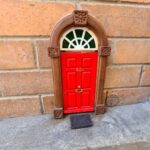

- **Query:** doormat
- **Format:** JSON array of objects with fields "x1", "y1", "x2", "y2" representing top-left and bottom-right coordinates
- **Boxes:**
[{"x1": 70, "y1": 114, "x2": 93, "y2": 129}]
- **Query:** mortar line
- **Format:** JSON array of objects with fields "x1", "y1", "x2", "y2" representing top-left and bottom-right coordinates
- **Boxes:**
[
  {"x1": 0, "y1": 37, "x2": 32, "y2": 41},
  {"x1": 45, "y1": 0, "x2": 75, "y2": 5},
  {"x1": 0, "y1": 69, "x2": 52, "y2": 73},
  {"x1": 0, "y1": 95, "x2": 39, "y2": 100},
  {"x1": 105, "y1": 85, "x2": 150, "y2": 90},
  {"x1": 110, "y1": 38, "x2": 116, "y2": 64},
  {"x1": 0, "y1": 36, "x2": 49, "y2": 39},
  {"x1": 39, "y1": 95, "x2": 45, "y2": 114},
  {"x1": 107, "y1": 64, "x2": 143, "y2": 68},
  {"x1": 0, "y1": 93, "x2": 54, "y2": 100},
  {"x1": 109, "y1": 37, "x2": 150, "y2": 40},
  {"x1": 138, "y1": 65, "x2": 144, "y2": 86},
  {"x1": 41, "y1": 93, "x2": 54, "y2": 97},
  {"x1": 32, "y1": 39, "x2": 40, "y2": 70},
  {"x1": 80, "y1": 1, "x2": 150, "y2": 7},
  {"x1": 77, "y1": 0, "x2": 82, "y2": 10},
  {"x1": 22, "y1": 0, "x2": 150, "y2": 6}
]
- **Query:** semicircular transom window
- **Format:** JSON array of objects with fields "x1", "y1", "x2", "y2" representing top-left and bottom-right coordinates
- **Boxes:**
[{"x1": 60, "y1": 27, "x2": 98, "y2": 51}]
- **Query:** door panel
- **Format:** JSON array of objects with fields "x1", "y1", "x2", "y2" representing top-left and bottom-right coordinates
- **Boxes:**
[
  {"x1": 81, "y1": 90, "x2": 91, "y2": 107},
  {"x1": 82, "y1": 57, "x2": 92, "y2": 67},
  {"x1": 61, "y1": 52, "x2": 98, "y2": 114},
  {"x1": 63, "y1": 90, "x2": 80, "y2": 110},
  {"x1": 67, "y1": 92, "x2": 77, "y2": 108},
  {"x1": 66, "y1": 57, "x2": 77, "y2": 68},
  {"x1": 81, "y1": 71, "x2": 91, "y2": 88},
  {"x1": 66, "y1": 71, "x2": 77, "y2": 89}
]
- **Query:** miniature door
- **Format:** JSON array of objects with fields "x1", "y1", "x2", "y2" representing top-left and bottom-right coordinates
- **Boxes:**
[
  {"x1": 60, "y1": 28, "x2": 98, "y2": 114},
  {"x1": 48, "y1": 10, "x2": 111, "y2": 119}
]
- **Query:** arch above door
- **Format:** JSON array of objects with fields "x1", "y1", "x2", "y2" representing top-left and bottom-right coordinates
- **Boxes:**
[
  {"x1": 48, "y1": 10, "x2": 111, "y2": 119},
  {"x1": 60, "y1": 27, "x2": 98, "y2": 51}
]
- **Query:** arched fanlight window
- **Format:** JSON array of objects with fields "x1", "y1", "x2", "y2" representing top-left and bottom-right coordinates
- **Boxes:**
[{"x1": 60, "y1": 27, "x2": 98, "y2": 51}]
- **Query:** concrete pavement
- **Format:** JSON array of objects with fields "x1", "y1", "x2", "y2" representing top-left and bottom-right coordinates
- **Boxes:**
[{"x1": 1, "y1": 101, "x2": 150, "y2": 150}]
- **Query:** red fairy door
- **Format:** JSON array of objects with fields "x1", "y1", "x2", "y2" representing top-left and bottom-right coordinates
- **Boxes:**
[{"x1": 61, "y1": 52, "x2": 98, "y2": 114}]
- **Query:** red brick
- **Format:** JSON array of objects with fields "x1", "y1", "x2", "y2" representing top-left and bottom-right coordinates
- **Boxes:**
[
  {"x1": 140, "y1": 66, "x2": 150, "y2": 86},
  {"x1": 42, "y1": 95, "x2": 54, "y2": 113},
  {"x1": 0, "y1": 41, "x2": 35, "y2": 69},
  {"x1": 0, "y1": 0, "x2": 74, "y2": 36},
  {"x1": 81, "y1": 3, "x2": 150, "y2": 37},
  {"x1": 36, "y1": 40, "x2": 51, "y2": 68},
  {"x1": 0, "y1": 96, "x2": 41, "y2": 118},
  {"x1": 114, "y1": 40, "x2": 150, "y2": 64},
  {"x1": 105, "y1": 66, "x2": 141, "y2": 88},
  {"x1": 107, "y1": 87, "x2": 150, "y2": 106},
  {"x1": 0, "y1": 71, "x2": 53, "y2": 96}
]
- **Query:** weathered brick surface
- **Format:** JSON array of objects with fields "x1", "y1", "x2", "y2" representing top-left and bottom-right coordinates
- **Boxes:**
[
  {"x1": 140, "y1": 66, "x2": 150, "y2": 86},
  {"x1": 0, "y1": 96, "x2": 41, "y2": 118},
  {"x1": 42, "y1": 95, "x2": 54, "y2": 113},
  {"x1": 0, "y1": 71, "x2": 53, "y2": 96},
  {"x1": 81, "y1": 3, "x2": 150, "y2": 37},
  {"x1": 105, "y1": 66, "x2": 141, "y2": 88},
  {"x1": 0, "y1": 0, "x2": 149, "y2": 118},
  {"x1": 114, "y1": 40, "x2": 150, "y2": 64},
  {"x1": 107, "y1": 87, "x2": 150, "y2": 106},
  {"x1": 35, "y1": 40, "x2": 51, "y2": 68},
  {"x1": 0, "y1": 0, "x2": 74, "y2": 36},
  {"x1": 0, "y1": 41, "x2": 35, "y2": 69}
]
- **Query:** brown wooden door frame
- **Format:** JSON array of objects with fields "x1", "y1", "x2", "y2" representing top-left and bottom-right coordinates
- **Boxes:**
[{"x1": 48, "y1": 10, "x2": 111, "y2": 119}]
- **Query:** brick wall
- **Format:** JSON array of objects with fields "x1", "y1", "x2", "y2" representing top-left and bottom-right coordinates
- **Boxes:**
[{"x1": 0, "y1": 0, "x2": 150, "y2": 118}]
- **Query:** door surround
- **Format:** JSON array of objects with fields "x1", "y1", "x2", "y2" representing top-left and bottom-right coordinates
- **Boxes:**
[{"x1": 48, "y1": 10, "x2": 111, "y2": 119}]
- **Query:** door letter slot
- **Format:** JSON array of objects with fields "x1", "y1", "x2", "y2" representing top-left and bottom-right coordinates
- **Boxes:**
[
  {"x1": 76, "y1": 89, "x2": 83, "y2": 93},
  {"x1": 76, "y1": 68, "x2": 84, "y2": 72}
]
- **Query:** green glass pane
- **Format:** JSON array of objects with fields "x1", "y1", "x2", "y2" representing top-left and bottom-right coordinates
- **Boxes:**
[
  {"x1": 73, "y1": 41, "x2": 77, "y2": 45},
  {"x1": 84, "y1": 31, "x2": 92, "y2": 40},
  {"x1": 62, "y1": 39, "x2": 69, "y2": 48},
  {"x1": 78, "y1": 39, "x2": 81, "y2": 45},
  {"x1": 89, "y1": 39, "x2": 96, "y2": 48},
  {"x1": 84, "y1": 45, "x2": 88, "y2": 48},
  {"x1": 66, "y1": 31, "x2": 74, "y2": 41},
  {"x1": 70, "y1": 45, "x2": 74, "y2": 48},
  {"x1": 82, "y1": 41, "x2": 85, "y2": 45},
  {"x1": 75, "y1": 29, "x2": 83, "y2": 38}
]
